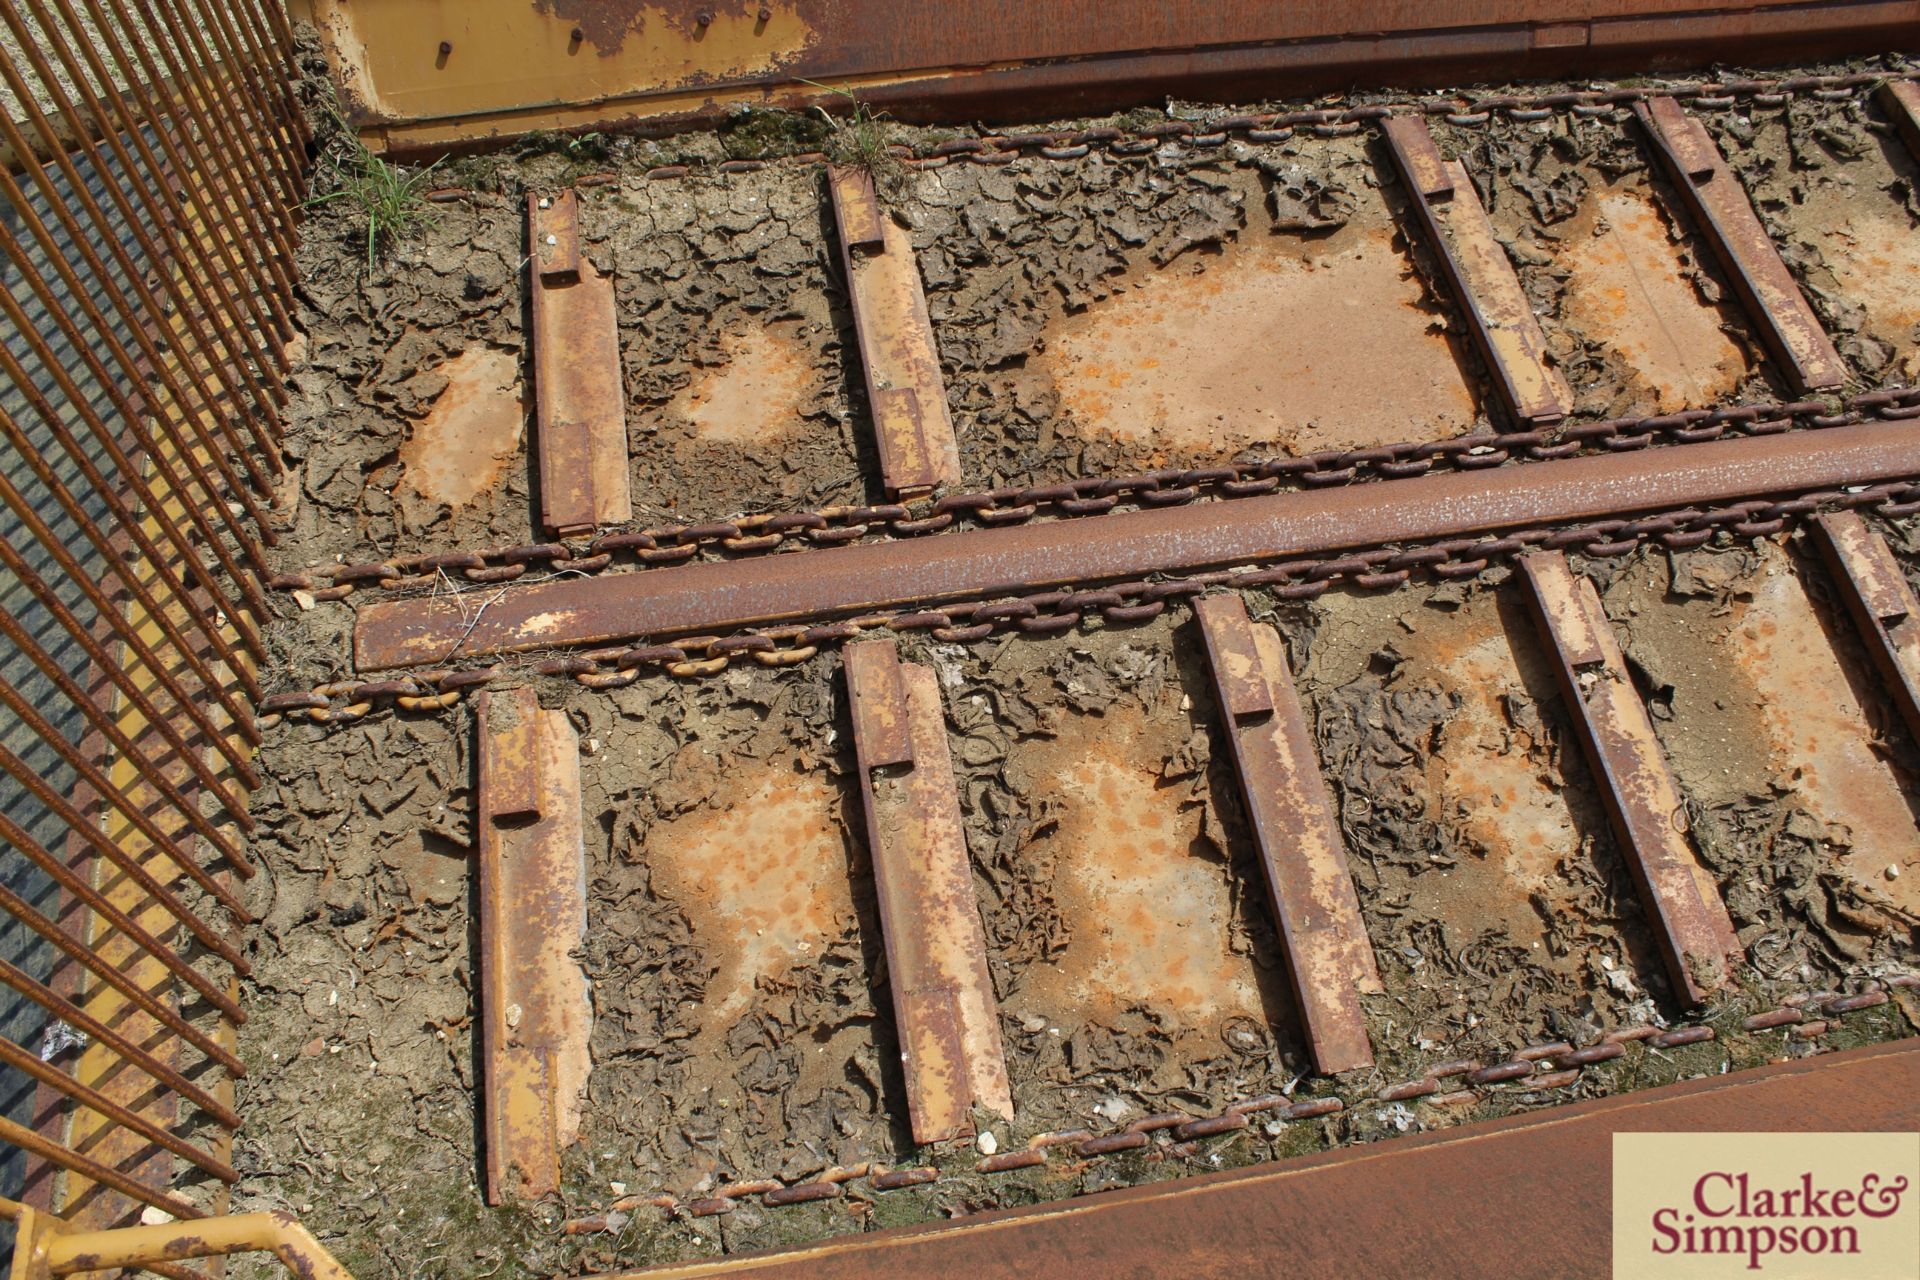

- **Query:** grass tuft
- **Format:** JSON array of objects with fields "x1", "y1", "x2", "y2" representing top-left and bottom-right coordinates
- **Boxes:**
[
  {"x1": 305, "y1": 108, "x2": 443, "y2": 271},
  {"x1": 804, "y1": 81, "x2": 908, "y2": 201}
]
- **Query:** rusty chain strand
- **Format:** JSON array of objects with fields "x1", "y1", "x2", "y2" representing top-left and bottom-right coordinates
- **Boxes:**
[
  {"x1": 259, "y1": 475, "x2": 1920, "y2": 725},
  {"x1": 412, "y1": 70, "x2": 1919, "y2": 196},
  {"x1": 271, "y1": 389, "x2": 1920, "y2": 607},
  {"x1": 552, "y1": 975, "x2": 1914, "y2": 1231}
]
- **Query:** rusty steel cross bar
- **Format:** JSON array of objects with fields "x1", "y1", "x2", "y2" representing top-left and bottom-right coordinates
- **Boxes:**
[
  {"x1": 529, "y1": 190, "x2": 632, "y2": 535},
  {"x1": 1808, "y1": 510, "x2": 1920, "y2": 751},
  {"x1": 844, "y1": 639, "x2": 1012, "y2": 1143},
  {"x1": 1193, "y1": 594, "x2": 1382, "y2": 1074},
  {"x1": 1518, "y1": 551, "x2": 1742, "y2": 1005},
  {"x1": 475, "y1": 687, "x2": 593, "y2": 1203},
  {"x1": 1381, "y1": 114, "x2": 1571, "y2": 427},
  {"x1": 1635, "y1": 96, "x2": 1846, "y2": 395},
  {"x1": 356, "y1": 420, "x2": 1920, "y2": 669},
  {"x1": 829, "y1": 164, "x2": 962, "y2": 498}
]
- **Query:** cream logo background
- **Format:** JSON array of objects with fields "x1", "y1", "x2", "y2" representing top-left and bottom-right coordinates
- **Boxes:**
[{"x1": 1614, "y1": 1133, "x2": 1919, "y2": 1278}]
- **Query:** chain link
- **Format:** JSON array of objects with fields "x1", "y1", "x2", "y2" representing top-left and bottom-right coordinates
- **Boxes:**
[
  {"x1": 269, "y1": 389, "x2": 1920, "y2": 608},
  {"x1": 258, "y1": 476, "x2": 1920, "y2": 725},
  {"x1": 489, "y1": 72, "x2": 1909, "y2": 186},
  {"x1": 551, "y1": 974, "x2": 1914, "y2": 1232}
]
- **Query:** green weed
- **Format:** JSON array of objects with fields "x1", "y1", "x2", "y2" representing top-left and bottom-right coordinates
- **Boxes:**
[
  {"x1": 802, "y1": 81, "x2": 908, "y2": 200},
  {"x1": 305, "y1": 108, "x2": 442, "y2": 271}
]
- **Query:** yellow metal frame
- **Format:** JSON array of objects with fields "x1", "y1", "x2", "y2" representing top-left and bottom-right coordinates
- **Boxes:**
[{"x1": 3, "y1": 1199, "x2": 355, "y2": 1279}]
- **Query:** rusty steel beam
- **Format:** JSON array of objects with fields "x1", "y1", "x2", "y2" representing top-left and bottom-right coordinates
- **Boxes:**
[
  {"x1": 357, "y1": 419, "x2": 1920, "y2": 670},
  {"x1": 1193, "y1": 594, "x2": 1381, "y2": 1074},
  {"x1": 528, "y1": 190, "x2": 631, "y2": 536},
  {"x1": 1518, "y1": 551, "x2": 1741, "y2": 1005},
  {"x1": 624, "y1": 1039, "x2": 1920, "y2": 1280},
  {"x1": 1880, "y1": 79, "x2": 1920, "y2": 160},
  {"x1": 829, "y1": 165, "x2": 961, "y2": 498},
  {"x1": 844, "y1": 639, "x2": 1012, "y2": 1143},
  {"x1": 475, "y1": 686, "x2": 592, "y2": 1203},
  {"x1": 311, "y1": 0, "x2": 1920, "y2": 159},
  {"x1": 1381, "y1": 115, "x2": 1570, "y2": 427},
  {"x1": 1808, "y1": 510, "x2": 1920, "y2": 750},
  {"x1": 1635, "y1": 96, "x2": 1846, "y2": 395}
]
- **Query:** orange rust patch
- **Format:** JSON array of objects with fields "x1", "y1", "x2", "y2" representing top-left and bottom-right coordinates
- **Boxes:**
[
  {"x1": 1010, "y1": 707, "x2": 1263, "y2": 1029},
  {"x1": 397, "y1": 345, "x2": 525, "y2": 509},
  {"x1": 1039, "y1": 222, "x2": 1478, "y2": 457},
  {"x1": 1812, "y1": 209, "x2": 1920, "y2": 380},
  {"x1": 666, "y1": 323, "x2": 815, "y2": 444},
  {"x1": 644, "y1": 762, "x2": 856, "y2": 1035},
  {"x1": 1560, "y1": 185, "x2": 1752, "y2": 408},
  {"x1": 1725, "y1": 543, "x2": 1920, "y2": 913},
  {"x1": 1395, "y1": 595, "x2": 1577, "y2": 964}
]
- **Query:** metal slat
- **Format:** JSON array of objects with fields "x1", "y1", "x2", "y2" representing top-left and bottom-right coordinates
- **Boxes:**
[
  {"x1": 476, "y1": 687, "x2": 592, "y2": 1203},
  {"x1": 1194, "y1": 593, "x2": 1380, "y2": 1074},
  {"x1": 528, "y1": 191, "x2": 630, "y2": 536},
  {"x1": 1517, "y1": 551, "x2": 1741, "y2": 1005},
  {"x1": 1635, "y1": 96, "x2": 1846, "y2": 395},
  {"x1": 829, "y1": 165, "x2": 961, "y2": 498},
  {"x1": 844, "y1": 639, "x2": 1011, "y2": 1143},
  {"x1": 1807, "y1": 510, "x2": 1920, "y2": 749},
  {"x1": 1381, "y1": 115, "x2": 1570, "y2": 427}
]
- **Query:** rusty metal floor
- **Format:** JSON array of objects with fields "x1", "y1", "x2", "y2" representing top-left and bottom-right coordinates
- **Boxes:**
[
  {"x1": 624, "y1": 1040, "x2": 1920, "y2": 1280},
  {"x1": 243, "y1": 63, "x2": 1920, "y2": 1276}
]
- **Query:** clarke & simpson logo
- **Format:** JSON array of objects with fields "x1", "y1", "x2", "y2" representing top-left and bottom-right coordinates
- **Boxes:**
[{"x1": 1614, "y1": 1133, "x2": 1920, "y2": 1279}]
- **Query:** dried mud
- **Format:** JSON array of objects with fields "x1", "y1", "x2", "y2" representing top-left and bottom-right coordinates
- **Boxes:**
[
  {"x1": 278, "y1": 87, "x2": 1920, "y2": 589},
  {"x1": 285, "y1": 163, "x2": 861, "y2": 576},
  {"x1": 233, "y1": 49, "x2": 1920, "y2": 1280},
  {"x1": 1703, "y1": 93, "x2": 1920, "y2": 383},
  {"x1": 1595, "y1": 539, "x2": 1920, "y2": 974},
  {"x1": 1294, "y1": 581, "x2": 1668, "y2": 1052},
  {"x1": 237, "y1": 542, "x2": 1920, "y2": 1277},
  {"x1": 1435, "y1": 111, "x2": 1779, "y2": 416},
  {"x1": 911, "y1": 137, "x2": 1484, "y2": 478}
]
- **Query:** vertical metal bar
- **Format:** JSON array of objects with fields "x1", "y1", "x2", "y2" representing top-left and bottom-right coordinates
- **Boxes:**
[
  {"x1": 1518, "y1": 551, "x2": 1742, "y2": 1006},
  {"x1": 119, "y1": 0, "x2": 304, "y2": 309},
  {"x1": 0, "y1": 293, "x2": 268, "y2": 670},
  {"x1": 475, "y1": 687, "x2": 592, "y2": 1205},
  {"x1": 26, "y1": 0, "x2": 292, "y2": 395},
  {"x1": 150, "y1": 0, "x2": 302, "y2": 210},
  {"x1": 1193, "y1": 592, "x2": 1382, "y2": 1075},
  {"x1": 0, "y1": 644, "x2": 255, "y2": 879},
  {"x1": 0, "y1": 406, "x2": 265, "y2": 763},
  {"x1": 0, "y1": 497, "x2": 263, "y2": 810},
  {"x1": 0, "y1": 61, "x2": 287, "y2": 493},
  {"x1": 11, "y1": 0, "x2": 289, "y2": 422},
  {"x1": 0, "y1": 180, "x2": 279, "y2": 593},
  {"x1": 232, "y1": 0, "x2": 313, "y2": 146},
  {"x1": 87, "y1": 0, "x2": 300, "y2": 330},
  {"x1": 185, "y1": 0, "x2": 307, "y2": 182},
  {"x1": 0, "y1": 957, "x2": 243, "y2": 1128},
  {"x1": 0, "y1": 203, "x2": 281, "y2": 631},
  {"x1": 1807, "y1": 510, "x2": 1920, "y2": 749},
  {"x1": 0, "y1": 1117, "x2": 202, "y2": 1224},
  {"x1": 0, "y1": 720, "x2": 253, "y2": 940},
  {"x1": 0, "y1": 881, "x2": 245, "y2": 1070},
  {"x1": 0, "y1": 1038, "x2": 239, "y2": 1182}
]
